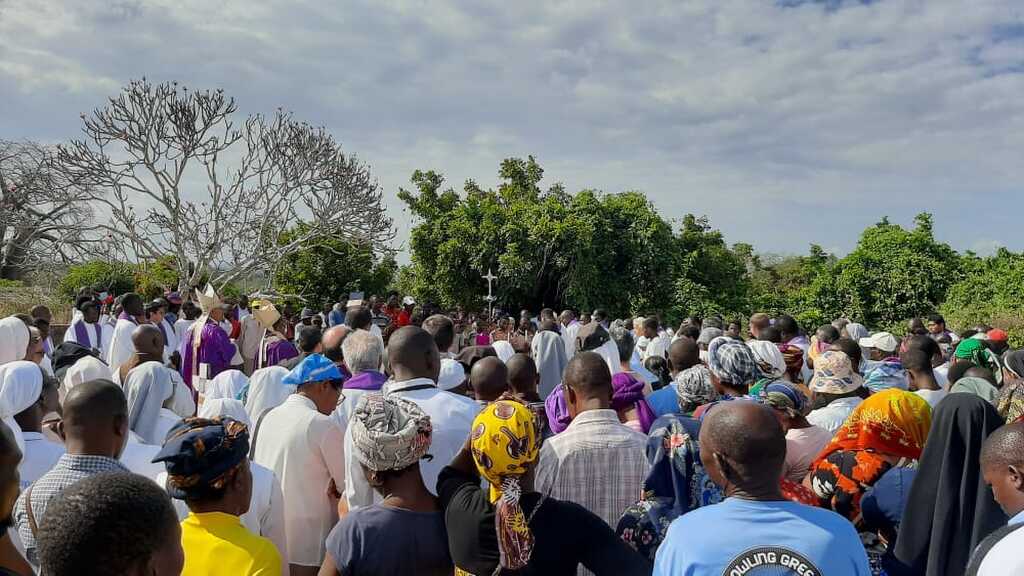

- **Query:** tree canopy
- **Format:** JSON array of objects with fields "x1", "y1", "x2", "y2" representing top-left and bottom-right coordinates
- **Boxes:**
[{"x1": 399, "y1": 157, "x2": 1015, "y2": 335}]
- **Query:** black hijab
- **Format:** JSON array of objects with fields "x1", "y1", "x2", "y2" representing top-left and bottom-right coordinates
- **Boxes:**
[{"x1": 886, "y1": 393, "x2": 1007, "y2": 576}]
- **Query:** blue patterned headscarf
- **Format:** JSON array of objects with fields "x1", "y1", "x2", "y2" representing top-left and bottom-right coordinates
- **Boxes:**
[
  {"x1": 152, "y1": 416, "x2": 250, "y2": 500},
  {"x1": 615, "y1": 414, "x2": 722, "y2": 561}
]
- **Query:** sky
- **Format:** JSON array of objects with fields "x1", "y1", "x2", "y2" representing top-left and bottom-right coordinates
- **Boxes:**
[{"x1": 2, "y1": 0, "x2": 1023, "y2": 262}]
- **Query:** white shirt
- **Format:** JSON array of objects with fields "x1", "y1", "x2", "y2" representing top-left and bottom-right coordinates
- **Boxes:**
[
  {"x1": 160, "y1": 462, "x2": 289, "y2": 576},
  {"x1": 62, "y1": 321, "x2": 113, "y2": 359},
  {"x1": 106, "y1": 318, "x2": 139, "y2": 374},
  {"x1": 152, "y1": 408, "x2": 181, "y2": 446},
  {"x1": 977, "y1": 511, "x2": 1024, "y2": 576},
  {"x1": 344, "y1": 378, "x2": 479, "y2": 510},
  {"x1": 158, "y1": 318, "x2": 179, "y2": 362},
  {"x1": 119, "y1": 441, "x2": 164, "y2": 482},
  {"x1": 19, "y1": 432, "x2": 64, "y2": 490},
  {"x1": 562, "y1": 320, "x2": 581, "y2": 359},
  {"x1": 934, "y1": 364, "x2": 950, "y2": 389},
  {"x1": 174, "y1": 319, "x2": 195, "y2": 347},
  {"x1": 643, "y1": 334, "x2": 671, "y2": 361},
  {"x1": 914, "y1": 388, "x2": 947, "y2": 409},
  {"x1": 253, "y1": 394, "x2": 345, "y2": 567},
  {"x1": 807, "y1": 396, "x2": 863, "y2": 435}
]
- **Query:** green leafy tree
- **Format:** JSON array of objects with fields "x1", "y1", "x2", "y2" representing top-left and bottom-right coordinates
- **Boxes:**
[
  {"x1": 59, "y1": 261, "x2": 135, "y2": 299},
  {"x1": 670, "y1": 215, "x2": 750, "y2": 320},
  {"x1": 273, "y1": 225, "x2": 397, "y2": 309},
  {"x1": 941, "y1": 248, "x2": 1024, "y2": 345},
  {"x1": 134, "y1": 256, "x2": 180, "y2": 300},
  {"x1": 805, "y1": 213, "x2": 962, "y2": 331}
]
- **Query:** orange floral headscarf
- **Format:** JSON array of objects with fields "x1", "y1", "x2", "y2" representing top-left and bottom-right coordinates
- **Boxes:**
[{"x1": 817, "y1": 388, "x2": 931, "y2": 463}]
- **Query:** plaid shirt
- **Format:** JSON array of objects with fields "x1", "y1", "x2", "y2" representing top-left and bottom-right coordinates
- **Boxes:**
[
  {"x1": 535, "y1": 409, "x2": 648, "y2": 575},
  {"x1": 15, "y1": 454, "x2": 128, "y2": 565}
]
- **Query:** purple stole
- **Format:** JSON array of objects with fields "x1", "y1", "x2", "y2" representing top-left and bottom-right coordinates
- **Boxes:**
[
  {"x1": 118, "y1": 312, "x2": 139, "y2": 324},
  {"x1": 156, "y1": 321, "x2": 169, "y2": 346},
  {"x1": 73, "y1": 321, "x2": 103, "y2": 348}
]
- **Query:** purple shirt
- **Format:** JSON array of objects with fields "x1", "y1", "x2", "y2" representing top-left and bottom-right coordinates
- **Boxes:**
[{"x1": 179, "y1": 319, "x2": 235, "y2": 389}]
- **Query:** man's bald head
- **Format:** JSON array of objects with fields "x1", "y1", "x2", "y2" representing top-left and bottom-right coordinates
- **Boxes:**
[
  {"x1": 506, "y1": 354, "x2": 538, "y2": 396},
  {"x1": 668, "y1": 338, "x2": 700, "y2": 375},
  {"x1": 564, "y1": 352, "x2": 612, "y2": 401},
  {"x1": 133, "y1": 324, "x2": 164, "y2": 357},
  {"x1": 699, "y1": 401, "x2": 786, "y2": 492},
  {"x1": 982, "y1": 422, "x2": 1024, "y2": 469},
  {"x1": 470, "y1": 357, "x2": 508, "y2": 403},
  {"x1": 61, "y1": 379, "x2": 128, "y2": 458},
  {"x1": 321, "y1": 325, "x2": 351, "y2": 363},
  {"x1": 386, "y1": 326, "x2": 440, "y2": 383},
  {"x1": 964, "y1": 366, "x2": 998, "y2": 385}
]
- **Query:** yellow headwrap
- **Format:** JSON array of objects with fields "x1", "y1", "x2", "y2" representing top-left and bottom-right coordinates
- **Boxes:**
[{"x1": 470, "y1": 399, "x2": 540, "y2": 571}]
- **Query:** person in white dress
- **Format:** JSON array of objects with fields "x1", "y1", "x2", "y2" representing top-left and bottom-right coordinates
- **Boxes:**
[
  {"x1": 13, "y1": 377, "x2": 63, "y2": 489},
  {"x1": 244, "y1": 366, "x2": 293, "y2": 426},
  {"x1": 123, "y1": 360, "x2": 181, "y2": 446},
  {"x1": 144, "y1": 299, "x2": 179, "y2": 364},
  {"x1": 62, "y1": 298, "x2": 113, "y2": 360},
  {"x1": 252, "y1": 354, "x2": 345, "y2": 576},
  {"x1": 207, "y1": 370, "x2": 249, "y2": 401}
]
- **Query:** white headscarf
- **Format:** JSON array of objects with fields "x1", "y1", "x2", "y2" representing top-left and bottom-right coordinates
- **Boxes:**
[
  {"x1": 62, "y1": 356, "x2": 112, "y2": 399},
  {"x1": 532, "y1": 330, "x2": 569, "y2": 400},
  {"x1": 124, "y1": 361, "x2": 174, "y2": 445},
  {"x1": 492, "y1": 340, "x2": 515, "y2": 364},
  {"x1": 207, "y1": 370, "x2": 248, "y2": 401},
  {"x1": 0, "y1": 361, "x2": 43, "y2": 452},
  {"x1": 748, "y1": 340, "x2": 787, "y2": 380},
  {"x1": 244, "y1": 366, "x2": 291, "y2": 424},
  {"x1": 0, "y1": 317, "x2": 30, "y2": 366},
  {"x1": 199, "y1": 397, "x2": 251, "y2": 427}
]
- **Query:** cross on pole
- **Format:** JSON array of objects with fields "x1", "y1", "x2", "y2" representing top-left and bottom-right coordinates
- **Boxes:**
[{"x1": 482, "y1": 269, "x2": 497, "y2": 318}]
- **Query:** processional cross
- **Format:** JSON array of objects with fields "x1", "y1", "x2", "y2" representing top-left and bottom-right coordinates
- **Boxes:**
[{"x1": 482, "y1": 269, "x2": 497, "y2": 318}]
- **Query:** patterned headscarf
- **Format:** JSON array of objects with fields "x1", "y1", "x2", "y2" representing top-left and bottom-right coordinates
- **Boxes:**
[
  {"x1": 153, "y1": 416, "x2": 250, "y2": 500},
  {"x1": 707, "y1": 337, "x2": 761, "y2": 387},
  {"x1": 747, "y1": 340, "x2": 786, "y2": 380},
  {"x1": 757, "y1": 381, "x2": 807, "y2": 417},
  {"x1": 675, "y1": 365, "x2": 718, "y2": 410},
  {"x1": 470, "y1": 400, "x2": 540, "y2": 571},
  {"x1": 778, "y1": 343, "x2": 806, "y2": 383},
  {"x1": 809, "y1": 390, "x2": 931, "y2": 523},
  {"x1": 350, "y1": 393, "x2": 432, "y2": 472},
  {"x1": 999, "y1": 350, "x2": 1024, "y2": 422}
]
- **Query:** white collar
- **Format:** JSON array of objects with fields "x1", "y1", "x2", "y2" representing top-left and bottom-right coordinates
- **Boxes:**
[{"x1": 386, "y1": 378, "x2": 437, "y2": 393}]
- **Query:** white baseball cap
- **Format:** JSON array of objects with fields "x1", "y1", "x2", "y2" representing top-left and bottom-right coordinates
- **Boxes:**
[
  {"x1": 437, "y1": 358, "x2": 466, "y2": 391},
  {"x1": 859, "y1": 331, "x2": 899, "y2": 353},
  {"x1": 402, "y1": 296, "x2": 416, "y2": 306}
]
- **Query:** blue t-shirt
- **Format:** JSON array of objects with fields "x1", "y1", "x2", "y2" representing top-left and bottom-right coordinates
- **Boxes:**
[
  {"x1": 653, "y1": 497, "x2": 870, "y2": 576},
  {"x1": 647, "y1": 384, "x2": 681, "y2": 418}
]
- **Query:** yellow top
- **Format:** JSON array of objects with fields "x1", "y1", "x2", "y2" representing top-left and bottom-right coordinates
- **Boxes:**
[{"x1": 180, "y1": 511, "x2": 282, "y2": 576}]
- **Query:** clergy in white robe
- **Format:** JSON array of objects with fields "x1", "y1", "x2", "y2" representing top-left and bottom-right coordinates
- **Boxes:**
[
  {"x1": 561, "y1": 311, "x2": 581, "y2": 359},
  {"x1": 106, "y1": 293, "x2": 146, "y2": 375},
  {"x1": 252, "y1": 354, "x2": 345, "y2": 573},
  {"x1": 62, "y1": 299, "x2": 112, "y2": 360}
]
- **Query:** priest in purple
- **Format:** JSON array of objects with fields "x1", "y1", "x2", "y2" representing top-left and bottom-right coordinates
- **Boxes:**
[
  {"x1": 258, "y1": 316, "x2": 300, "y2": 369},
  {"x1": 179, "y1": 285, "x2": 236, "y2": 395}
]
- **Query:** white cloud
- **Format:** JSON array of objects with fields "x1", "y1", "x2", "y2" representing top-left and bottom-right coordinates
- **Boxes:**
[{"x1": 1, "y1": 0, "x2": 1023, "y2": 261}]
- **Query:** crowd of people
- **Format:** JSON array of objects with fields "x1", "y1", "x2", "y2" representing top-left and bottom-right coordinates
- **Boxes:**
[{"x1": 0, "y1": 286, "x2": 1021, "y2": 576}]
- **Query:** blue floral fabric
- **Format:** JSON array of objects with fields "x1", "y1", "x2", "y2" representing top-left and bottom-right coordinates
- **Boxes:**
[{"x1": 615, "y1": 413, "x2": 722, "y2": 561}]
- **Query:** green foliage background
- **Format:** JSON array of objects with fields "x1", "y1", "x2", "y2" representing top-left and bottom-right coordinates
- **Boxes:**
[{"x1": 396, "y1": 157, "x2": 1024, "y2": 341}]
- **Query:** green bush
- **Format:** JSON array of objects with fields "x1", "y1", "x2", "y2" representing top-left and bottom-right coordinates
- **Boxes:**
[{"x1": 59, "y1": 261, "x2": 135, "y2": 300}]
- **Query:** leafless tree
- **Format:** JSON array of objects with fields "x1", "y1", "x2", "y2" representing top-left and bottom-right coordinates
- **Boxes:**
[
  {"x1": 56, "y1": 78, "x2": 394, "y2": 290},
  {"x1": 0, "y1": 140, "x2": 97, "y2": 281}
]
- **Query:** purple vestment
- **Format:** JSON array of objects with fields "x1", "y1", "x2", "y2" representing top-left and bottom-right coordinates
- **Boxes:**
[
  {"x1": 343, "y1": 370, "x2": 388, "y2": 391},
  {"x1": 179, "y1": 319, "x2": 235, "y2": 390},
  {"x1": 260, "y1": 338, "x2": 300, "y2": 369}
]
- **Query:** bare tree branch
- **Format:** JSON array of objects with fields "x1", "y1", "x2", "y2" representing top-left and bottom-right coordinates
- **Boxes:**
[
  {"x1": 0, "y1": 140, "x2": 97, "y2": 280},
  {"x1": 56, "y1": 79, "x2": 395, "y2": 290}
]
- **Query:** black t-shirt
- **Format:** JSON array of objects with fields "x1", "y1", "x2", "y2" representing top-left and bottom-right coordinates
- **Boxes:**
[{"x1": 437, "y1": 466, "x2": 652, "y2": 576}]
